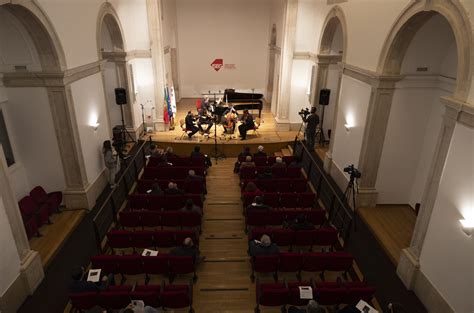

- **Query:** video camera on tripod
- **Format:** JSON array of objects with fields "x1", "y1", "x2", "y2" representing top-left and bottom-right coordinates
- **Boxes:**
[
  {"x1": 298, "y1": 108, "x2": 311, "y2": 120},
  {"x1": 344, "y1": 164, "x2": 361, "y2": 180}
]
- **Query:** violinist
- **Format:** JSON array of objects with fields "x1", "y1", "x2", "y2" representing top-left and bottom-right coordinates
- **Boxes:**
[
  {"x1": 238, "y1": 109, "x2": 255, "y2": 140},
  {"x1": 222, "y1": 104, "x2": 238, "y2": 134},
  {"x1": 185, "y1": 111, "x2": 200, "y2": 138},
  {"x1": 197, "y1": 107, "x2": 214, "y2": 134}
]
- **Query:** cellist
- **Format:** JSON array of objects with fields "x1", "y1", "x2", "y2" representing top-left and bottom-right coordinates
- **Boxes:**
[{"x1": 222, "y1": 103, "x2": 238, "y2": 134}]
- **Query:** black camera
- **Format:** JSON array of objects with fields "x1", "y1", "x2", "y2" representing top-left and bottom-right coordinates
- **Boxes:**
[
  {"x1": 298, "y1": 108, "x2": 310, "y2": 118},
  {"x1": 344, "y1": 164, "x2": 361, "y2": 179}
]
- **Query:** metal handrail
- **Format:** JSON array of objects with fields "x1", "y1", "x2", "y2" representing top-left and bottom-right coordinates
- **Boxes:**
[
  {"x1": 92, "y1": 140, "x2": 147, "y2": 252},
  {"x1": 293, "y1": 138, "x2": 354, "y2": 244}
]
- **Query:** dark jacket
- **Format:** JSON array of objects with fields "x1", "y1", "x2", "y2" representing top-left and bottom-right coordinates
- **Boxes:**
[
  {"x1": 170, "y1": 245, "x2": 200, "y2": 263},
  {"x1": 164, "y1": 188, "x2": 185, "y2": 195},
  {"x1": 304, "y1": 113, "x2": 320, "y2": 132},
  {"x1": 68, "y1": 280, "x2": 99, "y2": 293},
  {"x1": 248, "y1": 241, "x2": 279, "y2": 257}
]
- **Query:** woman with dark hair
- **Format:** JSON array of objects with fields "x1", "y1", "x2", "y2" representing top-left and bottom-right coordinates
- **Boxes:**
[{"x1": 102, "y1": 140, "x2": 119, "y2": 188}]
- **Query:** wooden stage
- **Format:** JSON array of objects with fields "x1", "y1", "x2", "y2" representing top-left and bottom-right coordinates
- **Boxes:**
[
  {"x1": 29, "y1": 209, "x2": 86, "y2": 268},
  {"x1": 358, "y1": 205, "x2": 417, "y2": 265},
  {"x1": 146, "y1": 99, "x2": 298, "y2": 157}
]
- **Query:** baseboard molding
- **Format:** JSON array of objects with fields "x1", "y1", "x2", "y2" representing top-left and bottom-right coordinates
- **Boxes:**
[
  {"x1": 63, "y1": 169, "x2": 107, "y2": 210},
  {"x1": 328, "y1": 159, "x2": 349, "y2": 191},
  {"x1": 0, "y1": 250, "x2": 44, "y2": 313}
]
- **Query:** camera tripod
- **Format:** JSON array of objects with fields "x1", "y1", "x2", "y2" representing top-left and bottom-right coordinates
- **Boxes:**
[{"x1": 344, "y1": 173, "x2": 358, "y2": 231}]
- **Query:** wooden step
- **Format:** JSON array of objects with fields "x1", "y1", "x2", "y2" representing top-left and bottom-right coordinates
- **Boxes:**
[{"x1": 281, "y1": 148, "x2": 292, "y2": 156}]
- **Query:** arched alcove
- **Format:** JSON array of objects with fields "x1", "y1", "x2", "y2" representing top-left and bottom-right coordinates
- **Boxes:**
[
  {"x1": 0, "y1": 3, "x2": 67, "y2": 198},
  {"x1": 317, "y1": 6, "x2": 347, "y2": 152},
  {"x1": 97, "y1": 3, "x2": 134, "y2": 131}
]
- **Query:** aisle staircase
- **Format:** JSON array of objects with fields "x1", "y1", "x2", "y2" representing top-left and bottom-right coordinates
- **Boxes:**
[{"x1": 191, "y1": 158, "x2": 256, "y2": 312}]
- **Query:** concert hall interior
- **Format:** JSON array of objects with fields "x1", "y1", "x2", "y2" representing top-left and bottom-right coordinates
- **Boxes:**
[{"x1": 0, "y1": 1, "x2": 473, "y2": 313}]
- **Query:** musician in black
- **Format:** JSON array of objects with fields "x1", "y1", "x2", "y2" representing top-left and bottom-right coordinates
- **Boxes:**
[
  {"x1": 185, "y1": 111, "x2": 199, "y2": 138},
  {"x1": 238, "y1": 110, "x2": 255, "y2": 140},
  {"x1": 197, "y1": 107, "x2": 214, "y2": 134}
]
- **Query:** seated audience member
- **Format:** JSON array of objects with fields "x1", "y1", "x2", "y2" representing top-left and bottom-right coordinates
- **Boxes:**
[
  {"x1": 181, "y1": 199, "x2": 202, "y2": 215},
  {"x1": 242, "y1": 182, "x2": 262, "y2": 197},
  {"x1": 234, "y1": 146, "x2": 252, "y2": 173},
  {"x1": 254, "y1": 145, "x2": 267, "y2": 157},
  {"x1": 258, "y1": 167, "x2": 273, "y2": 179},
  {"x1": 145, "y1": 144, "x2": 157, "y2": 157},
  {"x1": 165, "y1": 146, "x2": 177, "y2": 159},
  {"x1": 164, "y1": 182, "x2": 184, "y2": 195},
  {"x1": 288, "y1": 300, "x2": 326, "y2": 313},
  {"x1": 68, "y1": 266, "x2": 114, "y2": 293},
  {"x1": 170, "y1": 237, "x2": 203, "y2": 263},
  {"x1": 288, "y1": 156, "x2": 303, "y2": 168},
  {"x1": 240, "y1": 156, "x2": 256, "y2": 169},
  {"x1": 238, "y1": 146, "x2": 252, "y2": 159},
  {"x1": 149, "y1": 182, "x2": 163, "y2": 195},
  {"x1": 248, "y1": 234, "x2": 279, "y2": 257},
  {"x1": 186, "y1": 169, "x2": 204, "y2": 183},
  {"x1": 246, "y1": 196, "x2": 271, "y2": 214},
  {"x1": 286, "y1": 213, "x2": 314, "y2": 231},
  {"x1": 191, "y1": 145, "x2": 212, "y2": 167},
  {"x1": 120, "y1": 300, "x2": 161, "y2": 313},
  {"x1": 271, "y1": 156, "x2": 286, "y2": 168}
]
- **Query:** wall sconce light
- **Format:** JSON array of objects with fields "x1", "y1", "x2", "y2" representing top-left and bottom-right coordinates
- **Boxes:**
[
  {"x1": 460, "y1": 219, "x2": 474, "y2": 236},
  {"x1": 344, "y1": 123, "x2": 351, "y2": 132},
  {"x1": 91, "y1": 122, "x2": 100, "y2": 131}
]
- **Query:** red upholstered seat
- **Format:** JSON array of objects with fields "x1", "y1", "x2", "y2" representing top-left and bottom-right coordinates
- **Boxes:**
[
  {"x1": 117, "y1": 254, "x2": 142, "y2": 276},
  {"x1": 107, "y1": 230, "x2": 132, "y2": 249},
  {"x1": 161, "y1": 283, "x2": 192, "y2": 310},
  {"x1": 287, "y1": 281, "x2": 314, "y2": 306},
  {"x1": 256, "y1": 281, "x2": 288, "y2": 310},
  {"x1": 131, "y1": 230, "x2": 154, "y2": 249},
  {"x1": 278, "y1": 252, "x2": 304, "y2": 274},
  {"x1": 98, "y1": 291, "x2": 130, "y2": 310},
  {"x1": 119, "y1": 211, "x2": 141, "y2": 228},
  {"x1": 30, "y1": 186, "x2": 62, "y2": 214},
  {"x1": 69, "y1": 292, "x2": 98, "y2": 310},
  {"x1": 91, "y1": 255, "x2": 119, "y2": 274}
]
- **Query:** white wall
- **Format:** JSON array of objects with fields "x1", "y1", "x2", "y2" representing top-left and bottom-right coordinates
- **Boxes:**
[
  {"x1": 38, "y1": 0, "x2": 104, "y2": 68},
  {"x1": 0, "y1": 195, "x2": 20, "y2": 297},
  {"x1": 176, "y1": 0, "x2": 271, "y2": 97},
  {"x1": 70, "y1": 73, "x2": 110, "y2": 183},
  {"x1": 0, "y1": 9, "x2": 42, "y2": 72},
  {"x1": 130, "y1": 58, "x2": 155, "y2": 128},
  {"x1": 269, "y1": 0, "x2": 285, "y2": 49},
  {"x1": 5, "y1": 87, "x2": 66, "y2": 197},
  {"x1": 289, "y1": 59, "x2": 313, "y2": 123},
  {"x1": 375, "y1": 82, "x2": 442, "y2": 204},
  {"x1": 331, "y1": 75, "x2": 371, "y2": 184},
  {"x1": 419, "y1": 122, "x2": 474, "y2": 313},
  {"x1": 110, "y1": 0, "x2": 150, "y2": 51}
]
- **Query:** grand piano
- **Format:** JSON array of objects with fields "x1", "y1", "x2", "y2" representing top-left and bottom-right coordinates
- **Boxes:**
[{"x1": 223, "y1": 89, "x2": 264, "y2": 118}]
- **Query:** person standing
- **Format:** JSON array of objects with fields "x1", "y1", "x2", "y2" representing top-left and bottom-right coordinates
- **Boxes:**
[
  {"x1": 302, "y1": 107, "x2": 320, "y2": 150},
  {"x1": 103, "y1": 140, "x2": 119, "y2": 188}
]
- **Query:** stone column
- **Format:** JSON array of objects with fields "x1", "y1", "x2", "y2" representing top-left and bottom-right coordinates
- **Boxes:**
[
  {"x1": 275, "y1": 0, "x2": 297, "y2": 131},
  {"x1": 47, "y1": 86, "x2": 92, "y2": 209},
  {"x1": 0, "y1": 146, "x2": 44, "y2": 308},
  {"x1": 146, "y1": 0, "x2": 167, "y2": 131},
  {"x1": 356, "y1": 77, "x2": 400, "y2": 208},
  {"x1": 397, "y1": 98, "x2": 473, "y2": 289}
]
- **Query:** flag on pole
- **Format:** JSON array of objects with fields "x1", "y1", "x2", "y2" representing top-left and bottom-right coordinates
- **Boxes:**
[
  {"x1": 166, "y1": 86, "x2": 173, "y2": 119},
  {"x1": 163, "y1": 87, "x2": 169, "y2": 124}
]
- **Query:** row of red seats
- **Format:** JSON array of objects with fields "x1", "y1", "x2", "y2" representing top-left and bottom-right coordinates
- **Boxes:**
[
  {"x1": 255, "y1": 279, "x2": 375, "y2": 312},
  {"x1": 241, "y1": 178, "x2": 308, "y2": 193},
  {"x1": 148, "y1": 155, "x2": 206, "y2": 167},
  {"x1": 108, "y1": 229, "x2": 199, "y2": 250},
  {"x1": 251, "y1": 252, "x2": 354, "y2": 282},
  {"x1": 91, "y1": 254, "x2": 197, "y2": 283},
  {"x1": 119, "y1": 211, "x2": 202, "y2": 230},
  {"x1": 248, "y1": 227, "x2": 337, "y2": 250},
  {"x1": 238, "y1": 155, "x2": 295, "y2": 165},
  {"x1": 242, "y1": 192, "x2": 316, "y2": 208},
  {"x1": 128, "y1": 194, "x2": 203, "y2": 210},
  {"x1": 18, "y1": 186, "x2": 63, "y2": 238},
  {"x1": 246, "y1": 209, "x2": 326, "y2": 226},
  {"x1": 240, "y1": 166, "x2": 302, "y2": 179},
  {"x1": 143, "y1": 167, "x2": 206, "y2": 180},
  {"x1": 70, "y1": 283, "x2": 193, "y2": 312},
  {"x1": 136, "y1": 179, "x2": 206, "y2": 195}
]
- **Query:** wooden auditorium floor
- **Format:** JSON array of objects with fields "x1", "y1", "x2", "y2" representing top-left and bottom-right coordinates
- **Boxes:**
[
  {"x1": 29, "y1": 209, "x2": 86, "y2": 268},
  {"x1": 148, "y1": 98, "x2": 298, "y2": 148},
  {"x1": 358, "y1": 205, "x2": 416, "y2": 265}
]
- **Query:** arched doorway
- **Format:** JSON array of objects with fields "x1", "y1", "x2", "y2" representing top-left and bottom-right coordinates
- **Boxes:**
[
  {"x1": 355, "y1": 0, "x2": 472, "y2": 294},
  {"x1": 97, "y1": 4, "x2": 134, "y2": 135},
  {"x1": 314, "y1": 6, "x2": 347, "y2": 163}
]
